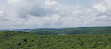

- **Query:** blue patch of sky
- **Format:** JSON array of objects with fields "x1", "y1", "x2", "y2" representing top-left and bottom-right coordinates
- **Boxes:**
[
  {"x1": 0, "y1": 0, "x2": 9, "y2": 10},
  {"x1": 0, "y1": 0, "x2": 6, "y2": 7},
  {"x1": 57, "y1": 0, "x2": 93, "y2": 8}
]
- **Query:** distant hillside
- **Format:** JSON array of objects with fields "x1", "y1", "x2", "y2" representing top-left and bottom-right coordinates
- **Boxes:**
[
  {"x1": 0, "y1": 26, "x2": 111, "y2": 35},
  {"x1": 29, "y1": 27, "x2": 111, "y2": 35}
]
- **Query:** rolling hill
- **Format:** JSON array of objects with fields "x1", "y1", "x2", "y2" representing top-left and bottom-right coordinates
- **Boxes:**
[{"x1": 29, "y1": 27, "x2": 111, "y2": 35}]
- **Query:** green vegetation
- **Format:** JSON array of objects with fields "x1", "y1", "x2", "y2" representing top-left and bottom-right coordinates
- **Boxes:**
[
  {"x1": 1, "y1": 31, "x2": 111, "y2": 49},
  {"x1": 30, "y1": 27, "x2": 111, "y2": 35}
]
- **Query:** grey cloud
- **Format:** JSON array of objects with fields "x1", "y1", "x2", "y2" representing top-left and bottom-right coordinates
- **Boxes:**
[
  {"x1": 18, "y1": 8, "x2": 55, "y2": 18},
  {"x1": 0, "y1": 19, "x2": 9, "y2": 21},
  {"x1": 29, "y1": 7, "x2": 55, "y2": 17},
  {"x1": 8, "y1": 0, "x2": 55, "y2": 18},
  {"x1": 0, "y1": 13, "x2": 9, "y2": 21}
]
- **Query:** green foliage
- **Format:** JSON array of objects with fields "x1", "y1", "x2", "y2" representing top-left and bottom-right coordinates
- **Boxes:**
[{"x1": 0, "y1": 31, "x2": 111, "y2": 49}]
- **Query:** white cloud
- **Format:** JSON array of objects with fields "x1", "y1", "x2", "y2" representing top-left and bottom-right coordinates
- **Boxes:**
[
  {"x1": 45, "y1": 0, "x2": 59, "y2": 6},
  {"x1": 0, "y1": 10, "x2": 9, "y2": 21},
  {"x1": 93, "y1": 3, "x2": 106, "y2": 12},
  {"x1": 8, "y1": 0, "x2": 20, "y2": 4},
  {"x1": 0, "y1": 10, "x2": 4, "y2": 16},
  {"x1": 0, "y1": 0, "x2": 111, "y2": 29}
]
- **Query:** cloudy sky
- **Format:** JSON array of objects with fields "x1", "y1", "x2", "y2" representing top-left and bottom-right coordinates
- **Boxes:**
[{"x1": 0, "y1": 0, "x2": 111, "y2": 29}]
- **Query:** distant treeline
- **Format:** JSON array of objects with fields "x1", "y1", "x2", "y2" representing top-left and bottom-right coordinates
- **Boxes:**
[
  {"x1": 0, "y1": 31, "x2": 111, "y2": 49},
  {"x1": 29, "y1": 27, "x2": 111, "y2": 35}
]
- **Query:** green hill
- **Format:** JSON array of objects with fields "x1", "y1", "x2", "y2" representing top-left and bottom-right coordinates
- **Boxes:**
[
  {"x1": 1, "y1": 31, "x2": 111, "y2": 49},
  {"x1": 29, "y1": 27, "x2": 111, "y2": 35}
]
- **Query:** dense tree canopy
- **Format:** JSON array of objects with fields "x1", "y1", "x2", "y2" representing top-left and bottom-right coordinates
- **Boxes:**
[{"x1": 0, "y1": 31, "x2": 111, "y2": 49}]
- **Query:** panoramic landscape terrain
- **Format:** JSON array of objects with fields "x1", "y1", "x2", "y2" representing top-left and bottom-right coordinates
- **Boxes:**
[
  {"x1": 0, "y1": 0, "x2": 111, "y2": 49},
  {"x1": 0, "y1": 27, "x2": 111, "y2": 49}
]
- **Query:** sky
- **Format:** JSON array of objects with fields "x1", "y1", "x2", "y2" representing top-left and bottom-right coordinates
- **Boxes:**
[{"x1": 0, "y1": 0, "x2": 111, "y2": 30}]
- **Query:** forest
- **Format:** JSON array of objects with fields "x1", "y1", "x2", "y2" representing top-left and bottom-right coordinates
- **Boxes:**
[{"x1": 0, "y1": 31, "x2": 111, "y2": 49}]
